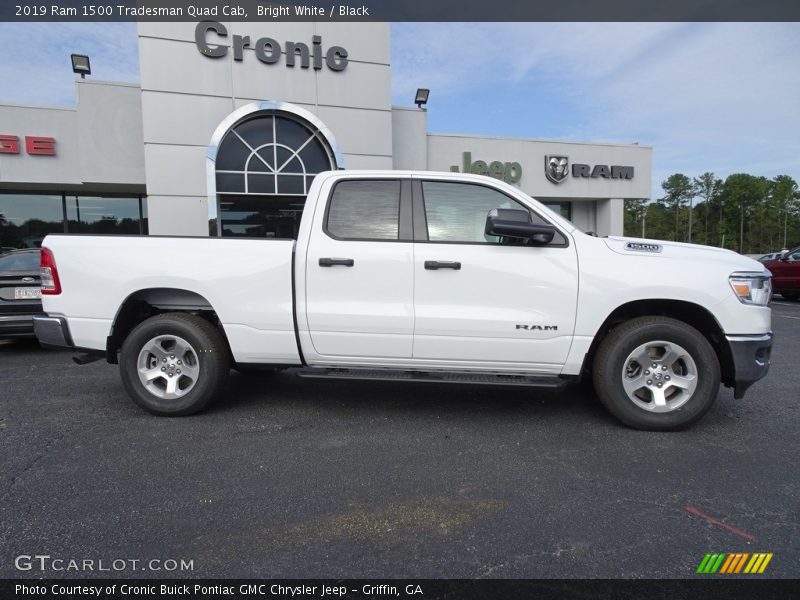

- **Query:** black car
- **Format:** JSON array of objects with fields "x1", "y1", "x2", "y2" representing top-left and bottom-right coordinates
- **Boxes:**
[{"x1": 0, "y1": 249, "x2": 42, "y2": 337}]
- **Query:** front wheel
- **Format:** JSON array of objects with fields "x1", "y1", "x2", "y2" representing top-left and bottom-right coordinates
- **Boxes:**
[
  {"x1": 119, "y1": 313, "x2": 230, "y2": 416},
  {"x1": 592, "y1": 316, "x2": 720, "y2": 430}
]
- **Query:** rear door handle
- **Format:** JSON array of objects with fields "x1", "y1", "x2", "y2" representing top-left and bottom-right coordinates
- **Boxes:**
[
  {"x1": 319, "y1": 257, "x2": 355, "y2": 267},
  {"x1": 424, "y1": 260, "x2": 461, "y2": 270}
]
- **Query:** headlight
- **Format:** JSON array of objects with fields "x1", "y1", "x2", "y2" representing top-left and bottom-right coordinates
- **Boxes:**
[{"x1": 729, "y1": 272, "x2": 772, "y2": 306}]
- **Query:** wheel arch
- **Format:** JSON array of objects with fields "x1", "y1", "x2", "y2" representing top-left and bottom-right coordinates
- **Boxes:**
[
  {"x1": 106, "y1": 288, "x2": 225, "y2": 364},
  {"x1": 582, "y1": 299, "x2": 734, "y2": 387}
]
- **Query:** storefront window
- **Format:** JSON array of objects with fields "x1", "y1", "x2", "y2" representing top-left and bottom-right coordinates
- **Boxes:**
[
  {"x1": 0, "y1": 192, "x2": 147, "y2": 248},
  {"x1": 141, "y1": 196, "x2": 148, "y2": 234},
  {"x1": 66, "y1": 195, "x2": 145, "y2": 235},
  {"x1": 0, "y1": 193, "x2": 64, "y2": 249},
  {"x1": 218, "y1": 195, "x2": 305, "y2": 238}
]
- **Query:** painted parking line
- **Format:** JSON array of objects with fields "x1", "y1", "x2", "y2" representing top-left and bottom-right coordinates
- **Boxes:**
[{"x1": 774, "y1": 314, "x2": 800, "y2": 320}]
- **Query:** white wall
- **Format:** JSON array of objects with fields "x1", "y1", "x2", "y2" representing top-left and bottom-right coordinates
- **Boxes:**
[
  {"x1": 0, "y1": 80, "x2": 144, "y2": 190},
  {"x1": 391, "y1": 107, "x2": 428, "y2": 170},
  {"x1": 424, "y1": 133, "x2": 652, "y2": 200},
  {"x1": 595, "y1": 198, "x2": 625, "y2": 237},
  {"x1": 137, "y1": 21, "x2": 393, "y2": 235},
  {"x1": 570, "y1": 201, "x2": 596, "y2": 233},
  {"x1": 1, "y1": 24, "x2": 652, "y2": 240},
  {"x1": 413, "y1": 133, "x2": 652, "y2": 235}
]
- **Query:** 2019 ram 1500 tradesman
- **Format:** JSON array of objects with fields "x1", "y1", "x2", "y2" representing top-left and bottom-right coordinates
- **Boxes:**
[{"x1": 33, "y1": 171, "x2": 773, "y2": 430}]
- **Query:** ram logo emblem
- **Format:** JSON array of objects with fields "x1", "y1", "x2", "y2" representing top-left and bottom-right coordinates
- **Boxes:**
[
  {"x1": 516, "y1": 324, "x2": 558, "y2": 331},
  {"x1": 545, "y1": 155, "x2": 569, "y2": 184}
]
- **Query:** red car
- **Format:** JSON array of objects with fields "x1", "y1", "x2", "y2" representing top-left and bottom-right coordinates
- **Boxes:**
[{"x1": 763, "y1": 246, "x2": 800, "y2": 301}]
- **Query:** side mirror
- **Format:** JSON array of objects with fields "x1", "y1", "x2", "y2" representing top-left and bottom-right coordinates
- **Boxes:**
[{"x1": 485, "y1": 208, "x2": 556, "y2": 245}]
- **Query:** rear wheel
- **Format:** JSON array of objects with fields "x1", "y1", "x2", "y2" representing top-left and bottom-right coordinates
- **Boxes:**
[
  {"x1": 592, "y1": 316, "x2": 720, "y2": 430},
  {"x1": 120, "y1": 313, "x2": 229, "y2": 416}
]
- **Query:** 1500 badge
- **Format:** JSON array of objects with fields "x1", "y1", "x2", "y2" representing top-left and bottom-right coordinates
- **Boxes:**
[{"x1": 625, "y1": 242, "x2": 663, "y2": 253}]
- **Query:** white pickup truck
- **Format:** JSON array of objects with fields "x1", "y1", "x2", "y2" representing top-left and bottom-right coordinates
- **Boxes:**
[{"x1": 33, "y1": 170, "x2": 773, "y2": 430}]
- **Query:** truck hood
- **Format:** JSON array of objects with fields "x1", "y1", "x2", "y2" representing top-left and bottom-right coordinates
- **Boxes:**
[{"x1": 602, "y1": 236, "x2": 768, "y2": 273}]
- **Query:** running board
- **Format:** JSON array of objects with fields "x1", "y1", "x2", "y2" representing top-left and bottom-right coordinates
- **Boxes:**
[{"x1": 296, "y1": 367, "x2": 567, "y2": 389}]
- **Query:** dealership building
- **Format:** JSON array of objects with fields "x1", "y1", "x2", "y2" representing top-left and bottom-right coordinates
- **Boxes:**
[{"x1": 0, "y1": 22, "x2": 651, "y2": 247}]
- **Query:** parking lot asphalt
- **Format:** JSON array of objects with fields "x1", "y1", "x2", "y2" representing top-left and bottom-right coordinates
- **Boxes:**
[{"x1": 1, "y1": 302, "x2": 798, "y2": 579}]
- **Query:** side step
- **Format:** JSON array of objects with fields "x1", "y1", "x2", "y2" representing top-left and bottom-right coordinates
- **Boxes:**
[{"x1": 296, "y1": 367, "x2": 567, "y2": 390}]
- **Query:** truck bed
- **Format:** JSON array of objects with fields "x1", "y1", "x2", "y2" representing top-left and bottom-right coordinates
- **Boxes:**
[{"x1": 40, "y1": 235, "x2": 301, "y2": 364}]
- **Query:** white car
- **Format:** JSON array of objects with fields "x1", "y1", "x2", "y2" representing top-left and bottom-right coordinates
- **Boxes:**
[{"x1": 33, "y1": 171, "x2": 773, "y2": 430}]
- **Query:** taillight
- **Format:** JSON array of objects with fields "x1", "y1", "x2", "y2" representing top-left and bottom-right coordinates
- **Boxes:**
[{"x1": 40, "y1": 247, "x2": 61, "y2": 295}]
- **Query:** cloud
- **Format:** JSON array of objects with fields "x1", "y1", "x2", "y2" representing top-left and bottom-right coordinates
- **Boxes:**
[
  {"x1": 392, "y1": 22, "x2": 800, "y2": 197},
  {"x1": 0, "y1": 22, "x2": 138, "y2": 106}
]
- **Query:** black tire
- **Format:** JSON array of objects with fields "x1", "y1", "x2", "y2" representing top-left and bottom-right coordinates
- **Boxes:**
[
  {"x1": 780, "y1": 292, "x2": 799, "y2": 301},
  {"x1": 119, "y1": 313, "x2": 230, "y2": 416},
  {"x1": 592, "y1": 316, "x2": 720, "y2": 431}
]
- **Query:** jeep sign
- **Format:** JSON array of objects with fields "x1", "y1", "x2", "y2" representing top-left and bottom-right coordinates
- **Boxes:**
[{"x1": 450, "y1": 152, "x2": 522, "y2": 184}]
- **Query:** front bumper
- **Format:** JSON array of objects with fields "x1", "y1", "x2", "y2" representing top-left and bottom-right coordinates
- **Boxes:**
[
  {"x1": 32, "y1": 315, "x2": 74, "y2": 349},
  {"x1": 726, "y1": 333, "x2": 772, "y2": 399}
]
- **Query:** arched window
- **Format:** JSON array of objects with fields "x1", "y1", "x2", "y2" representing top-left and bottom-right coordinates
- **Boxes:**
[
  {"x1": 215, "y1": 113, "x2": 336, "y2": 197},
  {"x1": 210, "y1": 106, "x2": 340, "y2": 238}
]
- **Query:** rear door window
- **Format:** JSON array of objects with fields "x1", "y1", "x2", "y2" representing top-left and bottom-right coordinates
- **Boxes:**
[{"x1": 325, "y1": 180, "x2": 401, "y2": 241}]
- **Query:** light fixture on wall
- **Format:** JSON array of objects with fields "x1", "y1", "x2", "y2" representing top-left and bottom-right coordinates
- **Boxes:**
[
  {"x1": 71, "y1": 54, "x2": 91, "y2": 79},
  {"x1": 415, "y1": 88, "x2": 430, "y2": 109}
]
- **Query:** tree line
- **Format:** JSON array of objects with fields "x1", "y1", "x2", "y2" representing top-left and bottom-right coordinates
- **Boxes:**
[{"x1": 624, "y1": 173, "x2": 800, "y2": 254}]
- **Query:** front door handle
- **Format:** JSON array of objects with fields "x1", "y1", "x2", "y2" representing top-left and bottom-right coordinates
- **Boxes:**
[
  {"x1": 424, "y1": 260, "x2": 461, "y2": 270},
  {"x1": 319, "y1": 257, "x2": 355, "y2": 267}
]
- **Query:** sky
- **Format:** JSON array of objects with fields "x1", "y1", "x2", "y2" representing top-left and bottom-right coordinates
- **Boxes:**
[{"x1": 1, "y1": 21, "x2": 798, "y2": 200}]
